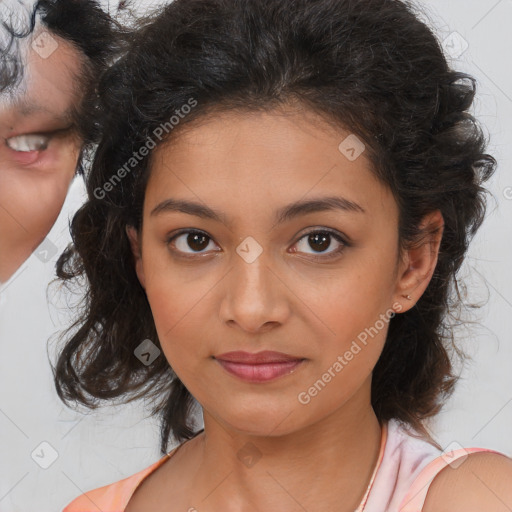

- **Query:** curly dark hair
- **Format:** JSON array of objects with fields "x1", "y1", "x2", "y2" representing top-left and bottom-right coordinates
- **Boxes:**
[
  {"x1": 1, "y1": 0, "x2": 128, "y2": 172},
  {"x1": 52, "y1": 0, "x2": 497, "y2": 455}
]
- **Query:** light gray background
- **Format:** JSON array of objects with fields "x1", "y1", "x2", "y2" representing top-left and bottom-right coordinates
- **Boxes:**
[{"x1": 0, "y1": 1, "x2": 511, "y2": 511}]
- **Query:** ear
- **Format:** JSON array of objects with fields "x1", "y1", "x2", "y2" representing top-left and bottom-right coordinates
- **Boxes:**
[
  {"x1": 126, "y1": 225, "x2": 146, "y2": 289},
  {"x1": 393, "y1": 210, "x2": 444, "y2": 313}
]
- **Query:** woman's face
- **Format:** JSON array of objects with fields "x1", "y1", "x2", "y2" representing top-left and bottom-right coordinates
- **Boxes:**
[
  {"x1": 0, "y1": 27, "x2": 82, "y2": 283},
  {"x1": 128, "y1": 106, "x2": 440, "y2": 436}
]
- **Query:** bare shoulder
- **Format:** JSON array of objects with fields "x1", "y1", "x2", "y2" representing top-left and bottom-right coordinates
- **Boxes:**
[{"x1": 423, "y1": 451, "x2": 512, "y2": 512}]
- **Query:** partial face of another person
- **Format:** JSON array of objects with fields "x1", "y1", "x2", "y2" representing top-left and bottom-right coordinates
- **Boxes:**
[
  {"x1": 127, "y1": 107, "x2": 441, "y2": 437},
  {"x1": 0, "y1": 23, "x2": 83, "y2": 283}
]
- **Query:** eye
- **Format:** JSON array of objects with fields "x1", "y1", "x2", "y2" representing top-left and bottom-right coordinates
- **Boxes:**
[
  {"x1": 292, "y1": 229, "x2": 348, "y2": 260},
  {"x1": 167, "y1": 228, "x2": 348, "y2": 261},
  {"x1": 5, "y1": 134, "x2": 51, "y2": 152},
  {"x1": 168, "y1": 230, "x2": 220, "y2": 257}
]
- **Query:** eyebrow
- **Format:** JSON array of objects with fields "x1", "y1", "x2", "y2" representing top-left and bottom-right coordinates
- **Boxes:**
[
  {"x1": 9, "y1": 97, "x2": 75, "y2": 125},
  {"x1": 150, "y1": 195, "x2": 366, "y2": 227}
]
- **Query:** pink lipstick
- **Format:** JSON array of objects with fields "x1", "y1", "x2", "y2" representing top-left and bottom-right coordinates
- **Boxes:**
[{"x1": 214, "y1": 351, "x2": 305, "y2": 382}]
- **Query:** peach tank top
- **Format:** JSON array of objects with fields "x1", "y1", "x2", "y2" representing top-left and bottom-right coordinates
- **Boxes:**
[{"x1": 63, "y1": 419, "x2": 505, "y2": 512}]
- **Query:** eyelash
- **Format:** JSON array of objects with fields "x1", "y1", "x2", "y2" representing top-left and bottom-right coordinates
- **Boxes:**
[{"x1": 166, "y1": 228, "x2": 349, "y2": 262}]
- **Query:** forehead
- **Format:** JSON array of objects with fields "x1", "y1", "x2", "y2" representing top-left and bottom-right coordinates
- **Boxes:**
[
  {"x1": 146, "y1": 108, "x2": 395, "y2": 224},
  {"x1": 0, "y1": 17, "x2": 85, "y2": 129},
  {"x1": 151, "y1": 107, "x2": 367, "y2": 177}
]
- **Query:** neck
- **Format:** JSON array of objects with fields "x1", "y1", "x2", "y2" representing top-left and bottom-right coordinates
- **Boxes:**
[{"x1": 182, "y1": 401, "x2": 383, "y2": 511}]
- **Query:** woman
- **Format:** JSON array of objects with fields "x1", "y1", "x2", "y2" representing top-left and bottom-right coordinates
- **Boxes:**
[{"x1": 55, "y1": 0, "x2": 512, "y2": 510}]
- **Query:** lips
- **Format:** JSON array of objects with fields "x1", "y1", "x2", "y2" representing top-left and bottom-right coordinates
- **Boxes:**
[
  {"x1": 214, "y1": 351, "x2": 305, "y2": 382},
  {"x1": 214, "y1": 350, "x2": 303, "y2": 364}
]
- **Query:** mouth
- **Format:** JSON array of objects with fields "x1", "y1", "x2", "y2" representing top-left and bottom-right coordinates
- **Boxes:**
[{"x1": 214, "y1": 351, "x2": 306, "y2": 382}]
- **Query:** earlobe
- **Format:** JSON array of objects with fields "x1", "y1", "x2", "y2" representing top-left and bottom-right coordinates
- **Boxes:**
[
  {"x1": 126, "y1": 225, "x2": 146, "y2": 289},
  {"x1": 393, "y1": 210, "x2": 444, "y2": 312}
]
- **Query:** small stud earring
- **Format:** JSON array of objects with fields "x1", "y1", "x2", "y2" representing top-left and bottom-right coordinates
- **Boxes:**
[{"x1": 402, "y1": 294, "x2": 412, "y2": 300}]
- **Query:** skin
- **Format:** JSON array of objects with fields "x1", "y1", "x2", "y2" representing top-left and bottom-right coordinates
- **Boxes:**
[
  {"x1": 423, "y1": 452, "x2": 512, "y2": 512},
  {"x1": 125, "y1": 105, "x2": 447, "y2": 512},
  {"x1": 0, "y1": 24, "x2": 83, "y2": 283}
]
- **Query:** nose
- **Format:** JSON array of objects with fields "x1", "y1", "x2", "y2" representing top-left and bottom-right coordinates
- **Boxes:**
[{"x1": 219, "y1": 252, "x2": 291, "y2": 334}]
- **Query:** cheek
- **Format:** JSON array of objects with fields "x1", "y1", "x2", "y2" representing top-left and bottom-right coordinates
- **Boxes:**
[
  {"x1": 0, "y1": 169, "x2": 72, "y2": 246},
  {"x1": 304, "y1": 263, "x2": 393, "y2": 338},
  {"x1": 305, "y1": 247, "x2": 398, "y2": 371},
  {"x1": 142, "y1": 242, "x2": 219, "y2": 333},
  {"x1": 142, "y1": 266, "x2": 201, "y2": 365}
]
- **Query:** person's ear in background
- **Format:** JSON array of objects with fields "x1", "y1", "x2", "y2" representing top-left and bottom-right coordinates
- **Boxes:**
[{"x1": 0, "y1": 0, "x2": 123, "y2": 284}]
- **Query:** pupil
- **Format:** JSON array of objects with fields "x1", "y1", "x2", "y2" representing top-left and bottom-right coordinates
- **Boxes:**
[
  {"x1": 309, "y1": 233, "x2": 330, "y2": 253},
  {"x1": 188, "y1": 233, "x2": 209, "y2": 251}
]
